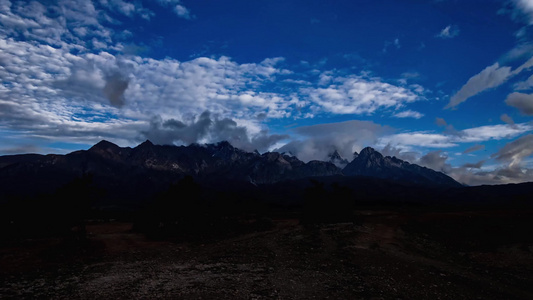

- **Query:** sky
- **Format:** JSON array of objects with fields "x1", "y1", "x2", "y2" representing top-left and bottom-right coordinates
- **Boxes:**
[{"x1": 1, "y1": 0, "x2": 533, "y2": 185}]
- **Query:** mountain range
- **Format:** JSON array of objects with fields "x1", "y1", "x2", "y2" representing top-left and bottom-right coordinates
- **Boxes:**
[
  {"x1": 4, "y1": 140, "x2": 533, "y2": 212},
  {"x1": 0, "y1": 140, "x2": 463, "y2": 205},
  {"x1": 0, "y1": 139, "x2": 460, "y2": 185}
]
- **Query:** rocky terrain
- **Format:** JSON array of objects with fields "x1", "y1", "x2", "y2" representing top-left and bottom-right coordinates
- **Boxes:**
[{"x1": 1, "y1": 208, "x2": 533, "y2": 299}]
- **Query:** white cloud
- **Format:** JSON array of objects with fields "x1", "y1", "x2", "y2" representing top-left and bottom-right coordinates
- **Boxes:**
[
  {"x1": 436, "y1": 25, "x2": 459, "y2": 39},
  {"x1": 104, "y1": 0, "x2": 136, "y2": 17},
  {"x1": 511, "y1": 0, "x2": 533, "y2": 24},
  {"x1": 459, "y1": 123, "x2": 532, "y2": 142},
  {"x1": 514, "y1": 74, "x2": 533, "y2": 90},
  {"x1": 303, "y1": 73, "x2": 423, "y2": 115},
  {"x1": 400, "y1": 71, "x2": 420, "y2": 80},
  {"x1": 512, "y1": 56, "x2": 533, "y2": 75},
  {"x1": 393, "y1": 110, "x2": 424, "y2": 119},
  {"x1": 493, "y1": 134, "x2": 533, "y2": 167},
  {"x1": 0, "y1": 41, "x2": 300, "y2": 143},
  {"x1": 1, "y1": 1, "x2": 427, "y2": 149},
  {"x1": 156, "y1": 0, "x2": 195, "y2": 19},
  {"x1": 378, "y1": 132, "x2": 456, "y2": 149},
  {"x1": 446, "y1": 63, "x2": 512, "y2": 109},
  {"x1": 0, "y1": 1, "x2": 300, "y2": 147},
  {"x1": 277, "y1": 120, "x2": 392, "y2": 162},
  {"x1": 447, "y1": 56, "x2": 533, "y2": 109},
  {"x1": 174, "y1": 5, "x2": 192, "y2": 19},
  {"x1": 377, "y1": 137, "x2": 533, "y2": 186},
  {"x1": 448, "y1": 165, "x2": 533, "y2": 186},
  {"x1": 377, "y1": 123, "x2": 533, "y2": 149},
  {"x1": 441, "y1": 134, "x2": 533, "y2": 185}
]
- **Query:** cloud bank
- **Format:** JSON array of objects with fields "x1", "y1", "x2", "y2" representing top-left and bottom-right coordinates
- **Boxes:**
[
  {"x1": 276, "y1": 120, "x2": 392, "y2": 163},
  {"x1": 141, "y1": 111, "x2": 287, "y2": 153}
]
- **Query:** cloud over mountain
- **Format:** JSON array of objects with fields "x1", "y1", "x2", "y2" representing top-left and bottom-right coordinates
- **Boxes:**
[
  {"x1": 277, "y1": 120, "x2": 391, "y2": 163},
  {"x1": 142, "y1": 111, "x2": 287, "y2": 153}
]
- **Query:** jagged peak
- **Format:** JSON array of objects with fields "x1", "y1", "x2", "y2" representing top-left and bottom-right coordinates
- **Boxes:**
[
  {"x1": 90, "y1": 140, "x2": 120, "y2": 151},
  {"x1": 360, "y1": 146, "x2": 376, "y2": 155},
  {"x1": 263, "y1": 151, "x2": 280, "y2": 158},
  {"x1": 328, "y1": 149, "x2": 348, "y2": 167},
  {"x1": 139, "y1": 140, "x2": 154, "y2": 147},
  {"x1": 358, "y1": 147, "x2": 383, "y2": 159},
  {"x1": 328, "y1": 149, "x2": 341, "y2": 158},
  {"x1": 281, "y1": 151, "x2": 295, "y2": 157},
  {"x1": 215, "y1": 140, "x2": 234, "y2": 149}
]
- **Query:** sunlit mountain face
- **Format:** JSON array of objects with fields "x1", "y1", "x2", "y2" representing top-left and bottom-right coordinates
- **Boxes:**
[{"x1": 1, "y1": 0, "x2": 533, "y2": 185}]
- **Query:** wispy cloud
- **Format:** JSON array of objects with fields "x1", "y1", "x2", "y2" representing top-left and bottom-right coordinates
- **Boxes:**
[
  {"x1": 157, "y1": 0, "x2": 195, "y2": 19},
  {"x1": 507, "y1": 0, "x2": 533, "y2": 24},
  {"x1": 378, "y1": 132, "x2": 457, "y2": 149},
  {"x1": 501, "y1": 113, "x2": 516, "y2": 125},
  {"x1": 435, "y1": 117, "x2": 448, "y2": 127},
  {"x1": 463, "y1": 144, "x2": 485, "y2": 154},
  {"x1": 377, "y1": 122, "x2": 533, "y2": 148},
  {"x1": 492, "y1": 134, "x2": 533, "y2": 167},
  {"x1": 379, "y1": 135, "x2": 533, "y2": 186},
  {"x1": 382, "y1": 38, "x2": 401, "y2": 53},
  {"x1": 436, "y1": 25, "x2": 459, "y2": 39},
  {"x1": 445, "y1": 63, "x2": 512, "y2": 109},
  {"x1": 514, "y1": 74, "x2": 533, "y2": 90},
  {"x1": 393, "y1": 110, "x2": 424, "y2": 119},
  {"x1": 445, "y1": 56, "x2": 533, "y2": 109}
]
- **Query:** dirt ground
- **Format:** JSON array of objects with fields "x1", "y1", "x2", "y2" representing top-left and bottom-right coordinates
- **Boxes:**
[{"x1": 1, "y1": 210, "x2": 533, "y2": 299}]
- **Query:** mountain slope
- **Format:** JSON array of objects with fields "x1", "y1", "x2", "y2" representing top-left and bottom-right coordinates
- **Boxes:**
[
  {"x1": 343, "y1": 147, "x2": 461, "y2": 187},
  {"x1": 328, "y1": 150, "x2": 349, "y2": 168}
]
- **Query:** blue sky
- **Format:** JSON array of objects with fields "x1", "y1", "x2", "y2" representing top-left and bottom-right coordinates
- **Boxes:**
[{"x1": 1, "y1": 0, "x2": 533, "y2": 185}]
